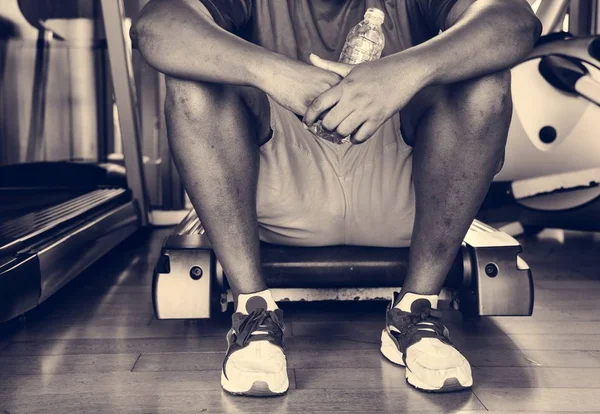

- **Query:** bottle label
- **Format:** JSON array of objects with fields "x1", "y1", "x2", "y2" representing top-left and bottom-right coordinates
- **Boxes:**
[
  {"x1": 340, "y1": 37, "x2": 379, "y2": 64},
  {"x1": 341, "y1": 48, "x2": 371, "y2": 65}
]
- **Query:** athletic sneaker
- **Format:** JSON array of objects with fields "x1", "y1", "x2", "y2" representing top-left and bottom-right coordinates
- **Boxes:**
[
  {"x1": 380, "y1": 292, "x2": 473, "y2": 392},
  {"x1": 221, "y1": 308, "x2": 289, "y2": 396}
]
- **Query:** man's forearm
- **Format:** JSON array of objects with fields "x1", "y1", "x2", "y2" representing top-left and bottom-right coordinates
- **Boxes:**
[
  {"x1": 132, "y1": 0, "x2": 278, "y2": 89},
  {"x1": 392, "y1": 0, "x2": 542, "y2": 87}
]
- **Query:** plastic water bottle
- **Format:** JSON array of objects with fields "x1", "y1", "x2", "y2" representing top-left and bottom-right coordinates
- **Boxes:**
[{"x1": 309, "y1": 8, "x2": 385, "y2": 145}]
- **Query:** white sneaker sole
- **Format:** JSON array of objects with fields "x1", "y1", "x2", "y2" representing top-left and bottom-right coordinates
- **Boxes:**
[
  {"x1": 380, "y1": 329, "x2": 472, "y2": 392},
  {"x1": 221, "y1": 367, "x2": 289, "y2": 397}
]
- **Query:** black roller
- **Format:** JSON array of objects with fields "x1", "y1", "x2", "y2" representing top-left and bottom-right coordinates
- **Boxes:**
[
  {"x1": 163, "y1": 212, "x2": 466, "y2": 290},
  {"x1": 255, "y1": 243, "x2": 463, "y2": 289}
]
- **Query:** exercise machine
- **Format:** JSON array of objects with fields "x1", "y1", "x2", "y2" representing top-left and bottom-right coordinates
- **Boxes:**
[
  {"x1": 153, "y1": 211, "x2": 533, "y2": 319},
  {"x1": 0, "y1": 0, "x2": 150, "y2": 322},
  {"x1": 482, "y1": 0, "x2": 600, "y2": 233},
  {"x1": 151, "y1": 5, "x2": 552, "y2": 321}
]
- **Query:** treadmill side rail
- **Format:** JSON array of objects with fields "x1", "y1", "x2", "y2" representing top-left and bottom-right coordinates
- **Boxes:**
[
  {"x1": 0, "y1": 255, "x2": 41, "y2": 323},
  {"x1": 37, "y1": 201, "x2": 140, "y2": 302}
]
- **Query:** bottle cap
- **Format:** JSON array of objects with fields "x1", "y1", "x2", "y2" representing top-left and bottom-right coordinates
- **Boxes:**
[{"x1": 364, "y1": 8, "x2": 385, "y2": 25}]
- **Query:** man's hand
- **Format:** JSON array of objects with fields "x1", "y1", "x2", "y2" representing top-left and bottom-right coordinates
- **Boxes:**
[
  {"x1": 260, "y1": 55, "x2": 342, "y2": 116},
  {"x1": 304, "y1": 53, "x2": 430, "y2": 144}
]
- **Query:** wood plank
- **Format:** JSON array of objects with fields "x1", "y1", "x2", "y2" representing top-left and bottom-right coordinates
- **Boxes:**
[
  {"x1": 464, "y1": 349, "x2": 600, "y2": 368},
  {"x1": 535, "y1": 280, "x2": 600, "y2": 290},
  {"x1": 288, "y1": 349, "x2": 385, "y2": 369},
  {"x1": 1, "y1": 227, "x2": 599, "y2": 413},
  {"x1": 21, "y1": 312, "x2": 152, "y2": 325},
  {"x1": 131, "y1": 349, "x2": 600, "y2": 373},
  {"x1": 133, "y1": 352, "x2": 224, "y2": 372},
  {"x1": 535, "y1": 289, "x2": 600, "y2": 302},
  {"x1": 293, "y1": 318, "x2": 600, "y2": 337},
  {"x1": 294, "y1": 367, "x2": 406, "y2": 389},
  {"x1": 0, "y1": 337, "x2": 225, "y2": 356},
  {"x1": 9, "y1": 318, "x2": 233, "y2": 340},
  {"x1": 134, "y1": 349, "x2": 389, "y2": 372},
  {"x1": 0, "y1": 370, "x2": 296, "y2": 395},
  {"x1": 290, "y1": 319, "x2": 600, "y2": 349},
  {"x1": 29, "y1": 301, "x2": 155, "y2": 320},
  {"x1": 0, "y1": 336, "x2": 377, "y2": 357},
  {"x1": 10, "y1": 312, "x2": 152, "y2": 335},
  {"x1": 534, "y1": 299, "x2": 600, "y2": 311},
  {"x1": 63, "y1": 291, "x2": 154, "y2": 306},
  {"x1": 0, "y1": 388, "x2": 484, "y2": 413},
  {"x1": 296, "y1": 366, "x2": 600, "y2": 390},
  {"x1": 474, "y1": 388, "x2": 600, "y2": 412},
  {"x1": 525, "y1": 307, "x2": 600, "y2": 322},
  {"x1": 77, "y1": 285, "x2": 152, "y2": 296},
  {"x1": 528, "y1": 262, "x2": 597, "y2": 281},
  {"x1": 473, "y1": 367, "x2": 600, "y2": 389},
  {"x1": 0, "y1": 354, "x2": 140, "y2": 375},
  {"x1": 451, "y1": 335, "x2": 600, "y2": 351},
  {"x1": 466, "y1": 319, "x2": 600, "y2": 335}
]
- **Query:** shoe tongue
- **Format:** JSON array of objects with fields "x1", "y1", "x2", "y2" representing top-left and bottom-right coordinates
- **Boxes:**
[
  {"x1": 410, "y1": 298, "x2": 433, "y2": 314},
  {"x1": 245, "y1": 296, "x2": 268, "y2": 314},
  {"x1": 395, "y1": 292, "x2": 438, "y2": 312}
]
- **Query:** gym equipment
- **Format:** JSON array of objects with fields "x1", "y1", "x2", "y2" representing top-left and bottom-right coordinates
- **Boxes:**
[
  {"x1": 153, "y1": 211, "x2": 533, "y2": 319},
  {"x1": 483, "y1": 2, "x2": 600, "y2": 233},
  {"x1": 0, "y1": 0, "x2": 150, "y2": 322},
  {"x1": 152, "y1": 5, "x2": 553, "y2": 321}
]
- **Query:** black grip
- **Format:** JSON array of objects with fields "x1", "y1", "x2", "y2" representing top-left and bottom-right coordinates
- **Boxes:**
[{"x1": 538, "y1": 55, "x2": 588, "y2": 93}]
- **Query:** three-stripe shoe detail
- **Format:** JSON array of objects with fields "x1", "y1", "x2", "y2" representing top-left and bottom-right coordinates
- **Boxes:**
[{"x1": 380, "y1": 293, "x2": 473, "y2": 392}]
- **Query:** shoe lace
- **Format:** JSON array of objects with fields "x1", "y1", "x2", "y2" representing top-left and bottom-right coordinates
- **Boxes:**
[
  {"x1": 390, "y1": 307, "x2": 452, "y2": 348},
  {"x1": 237, "y1": 308, "x2": 284, "y2": 346}
]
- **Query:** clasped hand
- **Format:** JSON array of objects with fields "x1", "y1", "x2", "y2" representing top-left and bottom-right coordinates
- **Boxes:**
[{"x1": 304, "y1": 53, "x2": 424, "y2": 144}]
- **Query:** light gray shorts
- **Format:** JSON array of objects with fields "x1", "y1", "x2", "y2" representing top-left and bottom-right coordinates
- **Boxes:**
[{"x1": 256, "y1": 98, "x2": 416, "y2": 248}]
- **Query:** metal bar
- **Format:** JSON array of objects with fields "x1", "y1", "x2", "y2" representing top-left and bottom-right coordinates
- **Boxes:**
[
  {"x1": 536, "y1": 0, "x2": 570, "y2": 34},
  {"x1": 569, "y1": 0, "x2": 594, "y2": 35},
  {"x1": 26, "y1": 29, "x2": 52, "y2": 162},
  {"x1": 592, "y1": 0, "x2": 600, "y2": 34},
  {"x1": 99, "y1": 0, "x2": 149, "y2": 226}
]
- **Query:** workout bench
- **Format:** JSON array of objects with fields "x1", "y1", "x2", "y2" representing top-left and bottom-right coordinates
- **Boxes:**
[{"x1": 153, "y1": 210, "x2": 533, "y2": 319}]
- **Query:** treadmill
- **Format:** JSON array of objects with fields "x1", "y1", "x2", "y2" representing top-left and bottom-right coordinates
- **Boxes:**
[
  {"x1": 0, "y1": 163, "x2": 142, "y2": 322},
  {"x1": 0, "y1": 0, "x2": 150, "y2": 323}
]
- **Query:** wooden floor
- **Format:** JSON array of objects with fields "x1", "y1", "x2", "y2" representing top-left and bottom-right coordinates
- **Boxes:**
[{"x1": 1, "y1": 227, "x2": 600, "y2": 413}]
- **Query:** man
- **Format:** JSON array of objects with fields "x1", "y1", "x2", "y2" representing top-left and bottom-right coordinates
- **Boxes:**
[{"x1": 132, "y1": 0, "x2": 541, "y2": 396}]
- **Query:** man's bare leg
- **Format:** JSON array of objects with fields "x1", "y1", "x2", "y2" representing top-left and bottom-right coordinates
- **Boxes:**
[
  {"x1": 401, "y1": 71, "x2": 512, "y2": 295},
  {"x1": 164, "y1": 78, "x2": 271, "y2": 298},
  {"x1": 380, "y1": 71, "x2": 512, "y2": 392},
  {"x1": 165, "y1": 78, "x2": 289, "y2": 396}
]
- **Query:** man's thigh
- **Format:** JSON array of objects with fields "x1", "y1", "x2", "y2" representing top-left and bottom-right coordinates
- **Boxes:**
[
  {"x1": 237, "y1": 86, "x2": 273, "y2": 146},
  {"x1": 399, "y1": 85, "x2": 444, "y2": 148},
  {"x1": 165, "y1": 77, "x2": 272, "y2": 147}
]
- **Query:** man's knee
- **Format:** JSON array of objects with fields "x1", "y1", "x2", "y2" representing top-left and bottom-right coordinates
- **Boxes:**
[
  {"x1": 165, "y1": 77, "x2": 270, "y2": 141},
  {"x1": 165, "y1": 77, "x2": 231, "y2": 121},
  {"x1": 446, "y1": 70, "x2": 513, "y2": 126}
]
